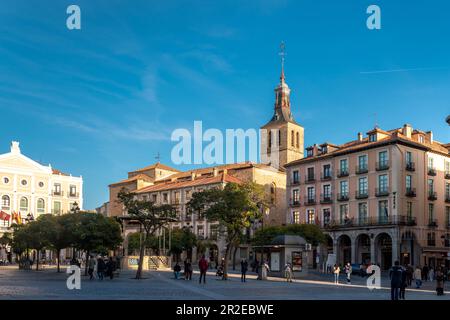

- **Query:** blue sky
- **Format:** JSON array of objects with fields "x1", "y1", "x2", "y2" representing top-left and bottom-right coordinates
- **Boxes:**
[{"x1": 1, "y1": 0, "x2": 449, "y2": 209}]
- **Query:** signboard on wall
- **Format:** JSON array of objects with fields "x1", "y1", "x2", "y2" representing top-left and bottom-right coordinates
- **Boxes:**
[
  {"x1": 270, "y1": 252, "x2": 280, "y2": 272},
  {"x1": 292, "y1": 251, "x2": 302, "y2": 272}
]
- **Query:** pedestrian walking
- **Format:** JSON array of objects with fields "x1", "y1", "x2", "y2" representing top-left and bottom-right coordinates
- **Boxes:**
[
  {"x1": 405, "y1": 265, "x2": 413, "y2": 286},
  {"x1": 106, "y1": 257, "x2": 115, "y2": 280},
  {"x1": 399, "y1": 266, "x2": 407, "y2": 300},
  {"x1": 240, "y1": 259, "x2": 248, "y2": 283},
  {"x1": 261, "y1": 260, "x2": 270, "y2": 280},
  {"x1": 414, "y1": 266, "x2": 422, "y2": 288},
  {"x1": 333, "y1": 264, "x2": 340, "y2": 284},
  {"x1": 184, "y1": 259, "x2": 192, "y2": 280},
  {"x1": 198, "y1": 255, "x2": 208, "y2": 284},
  {"x1": 428, "y1": 267, "x2": 435, "y2": 282},
  {"x1": 173, "y1": 262, "x2": 181, "y2": 279},
  {"x1": 344, "y1": 262, "x2": 352, "y2": 283},
  {"x1": 88, "y1": 255, "x2": 96, "y2": 280},
  {"x1": 97, "y1": 256, "x2": 106, "y2": 281},
  {"x1": 422, "y1": 264, "x2": 429, "y2": 281},
  {"x1": 389, "y1": 261, "x2": 403, "y2": 300},
  {"x1": 436, "y1": 267, "x2": 445, "y2": 296},
  {"x1": 284, "y1": 263, "x2": 293, "y2": 283}
]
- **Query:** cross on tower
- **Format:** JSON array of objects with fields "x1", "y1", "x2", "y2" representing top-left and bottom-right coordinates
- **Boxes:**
[
  {"x1": 155, "y1": 152, "x2": 161, "y2": 163},
  {"x1": 279, "y1": 41, "x2": 286, "y2": 73}
]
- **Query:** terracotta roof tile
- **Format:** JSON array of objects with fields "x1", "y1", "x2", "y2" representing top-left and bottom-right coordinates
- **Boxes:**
[{"x1": 109, "y1": 174, "x2": 154, "y2": 187}]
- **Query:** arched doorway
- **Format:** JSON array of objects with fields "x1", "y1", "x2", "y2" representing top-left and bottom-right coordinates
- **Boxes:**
[
  {"x1": 375, "y1": 233, "x2": 392, "y2": 270},
  {"x1": 337, "y1": 235, "x2": 351, "y2": 266},
  {"x1": 355, "y1": 234, "x2": 371, "y2": 265}
]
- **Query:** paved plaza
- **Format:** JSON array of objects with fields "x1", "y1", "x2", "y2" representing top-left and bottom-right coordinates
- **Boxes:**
[{"x1": 0, "y1": 266, "x2": 448, "y2": 300}]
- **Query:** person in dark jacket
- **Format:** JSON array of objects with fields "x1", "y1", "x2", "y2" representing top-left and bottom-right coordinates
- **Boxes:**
[
  {"x1": 399, "y1": 266, "x2": 408, "y2": 299},
  {"x1": 106, "y1": 257, "x2": 115, "y2": 280},
  {"x1": 173, "y1": 262, "x2": 181, "y2": 279},
  {"x1": 422, "y1": 264, "x2": 429, "y2": 281},
  {"x1": 198, "y1": 255, "x2": 208, "y2": 284},
  {"x1": 389, "y1": 261, "x2": 403, "y2": 300},
  {"x1": 241, "y1": 259, "x2": 248, "y2": 283},
  {"x1": 97, "y1": 256, "x2": 106, "y2": 281}
]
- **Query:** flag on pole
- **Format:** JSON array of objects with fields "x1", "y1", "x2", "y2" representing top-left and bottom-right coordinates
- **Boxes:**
[{"x1": 0, "y1": 211, "x2": 10, "y2": 221}]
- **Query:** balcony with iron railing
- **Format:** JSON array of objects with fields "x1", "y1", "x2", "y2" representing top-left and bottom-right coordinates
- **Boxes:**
[
  {"x1": 405, "y1": 188, "x2": 416, "y2": 197},
  {"x1": 355, "y1": 165, "x2": 368, "y2": 174},
  {"x1": 337, "y1": 192, "x2": 349, "y2": 201},
  {"x1": 320, "y1": 193, "x2": 333, "y2": 204},
  {"x1": 304, "y1": 197, "x2": 316, "y2": 206},
  {"x1": 446, "y1": 220, "x2": 450, "y2": 229},
  {"x1": 305, "y1": 175, "x2": 315, "y2": 183},
  {"x1": 68, "y1": 192, "x2": 79, "y2": 198},
  {"x1": 320, "y1": 172, "x2": 333, "y2": 181},
  {"x1": 355, "y1": 190, "x2": 369, "y2": 199},
  {"x1": 376, "y1": 161, "x2": 390, "y2": 171},
  {"x1": 427, "y1": 167, "x2": 437, "y2": 176},
  {"x1": 337, "y1": 169, "x2": 349, "y2": 178},
  {"x1": 428, "y1": 219, "x2": 438, "y2": 227},
  {"x1": 375, "y1": 187, "x2": 390, "y2": 197},
  {"x1": 446, "y1": 172, "x2": 450, "y2": 180},
  {"x1": 324, "y1": 215, "x2": 417, "y2": 230},
  {"x1": 290, "y1": 178, "x2": 300, "y2": 186},
  {"x1": 428, "y1": 191, "x2": 437, "y2": 201},
  {"x1": 405, "y1": 162, "x2": 415, "y2": 172},
  {"x1": 52, "y1": 190, "x2": 64, "y2": 196},
  {"x1": 445, "y1": 195, "x2": 450, "y2": 203}
]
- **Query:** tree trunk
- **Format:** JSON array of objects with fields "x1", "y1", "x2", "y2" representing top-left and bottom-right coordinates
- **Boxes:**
[
  {"x1": 232, "y1": 246, "x2": 238, "y2": 271},
  {"x1": 222, "y1": 243, "x2": 232, "y2": 280},
  {"x1": 36, "y1": 250, "x2": 39, "y2": 271},
  {"x1": 84, "y1": 250, "x2": 90, "y2": 276},
  {"x1": 136, "y1": 232, "x2": 146, "y2": 279},
  {"x1": 57, "y1": 249, "x2": 61, "y2": 273}
]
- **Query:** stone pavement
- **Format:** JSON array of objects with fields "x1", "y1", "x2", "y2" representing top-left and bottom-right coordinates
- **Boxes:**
[{"x1": 0, "y1": 266, "x2": 448, "y2": 300}]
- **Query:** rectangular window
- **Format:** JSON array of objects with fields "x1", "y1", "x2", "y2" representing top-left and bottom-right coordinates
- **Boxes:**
[
  {"x1": 428, "y1": 204, "x2": 434, "y2": 224},
  {"x1": 340, "y1": 180, "x2": 348, "y2": 195},
  {"x1": 307, "y1": 187, "x2": 315, "y2": 200},
  {"x1": 340, "y1": 159, "x2": 348, "y2": 172},
  {"x1": 446, "y1": 161, "x2": 450, "y2": 174},
  {"x1": 323, "y1": 208, "x2": 331, "y2": 226},
  {"x1": 323, "y1": 164, "x2": 331, "y2": 177},
  {"x1": 307, "y1": 209, "x2": 315, "y2": 224},
  {"x1": 69, "y1": 185, "x2": 77, "y2": 197},
  {"x1": 427, "y1": 232, "x2": 436, "y2": 247},
  {"x1": 358, "y1": 155, "x2": 368, "y2": 170},
  {"x1": 163, "y1": 193, "x2": 168, "y2": 203},
  {"x1": 323, "y1": 185, "x2": 331, "y2": 197},
  {"x1": 293, "y1": 211, "x2": 300, "y2": 224},
  {"x1": 359, "y1": 177, "x2": 368, "y2": 194},
  {"x1": 369, "y1": 134, "x2": 376, "y2": 142},
  {"x1": 292, "y1": 189, "x2": 300, "y2": 204},
  {"x1": 428, "y1": 157, "x2": 434, "y2": 169},
  {"x1": 197, "y1": 225, "x2": 204, "y2": 238},
  {"x1": 406, "y1": 175, "x2": 412, "y2": 190},
  {"x1": 358, "y1": 203, "x2": 368, "y2": 224},
  {"x1": 307, "y1": 167, "x2": 315, "y2": 180},
  {"x1": 407, "y1": 202, "x2": 413, "y2": 220},
  {"x1": 152, "y1": 194, "x2": 157, "y2": 203},
  {"x1": 378, "y1": 175, "x2": 388, "y2": 192},
  {"x1": 445, "y1": 183, "x2": 450, "y2": 199},
  {"x1": 406, "y1": 151, "x2": 412, "y2": 165},
  {"x1": 446, "y1": 207, "x2": 450, "y2": 227},
  {"x1": 54, "y1": 183, "x2": 61, "y2": 195},
  {"x1": 340, "y1": 204, "x2": 349, "y2": 224},
  {"x1": 210, "y1": 225, "x2": 219, "y2": 240},
  {"x1": 53, "y1": 201, "x2": 61, "y2": 215},
  {"x1": 428, "y1": 179, "x2": 434, "y2": 192},
  {"x1": 378, "y1": 200, "x2": 388, "y2": 223},
  {"x1": 378, "y1": 151, "x2": 388, "y2": 165},
  {"x1": 292, "y1": 170, "x2": 299, "y2": 184}
]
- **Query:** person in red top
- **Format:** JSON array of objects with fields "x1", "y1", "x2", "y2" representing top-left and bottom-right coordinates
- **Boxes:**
[{"x1": 198, "y1": 255, "x2": 209, "y2": 284}]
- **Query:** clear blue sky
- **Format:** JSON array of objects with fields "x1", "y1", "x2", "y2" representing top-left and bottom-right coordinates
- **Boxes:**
[{"x1": 1, "y1": 1, "x2": 449, "y2": 209}]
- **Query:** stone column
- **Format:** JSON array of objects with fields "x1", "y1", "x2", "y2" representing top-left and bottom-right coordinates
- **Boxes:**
[
  {"x1": 351, "y1": 236, "x2": 356, "y2": 264},
  {"x1": 392, "y1": 234, "x2": 399, "y2": 265},
  {"x1": 370, "y1": 237, "x2": 376, "y2": 264}
]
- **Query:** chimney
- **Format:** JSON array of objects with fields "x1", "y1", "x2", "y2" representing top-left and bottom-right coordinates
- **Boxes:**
[
  {"x1": 402, "y1": 124, "x2": 412, "y2": 138},
  {"x1": 427, "y1": 131, "x2": 433, "y2": 143},
  {"x1": 312, "y1": 144, "x2": 319, "y2": 156},
  {"x1": 191, "y1": 172, "x2": 196, "y2": 180},
  {"x1": 10, "y1": 141, "x2": 20, "y2": 154},
  {"x1": 357, "y1": 132, "x2": 363, "y2": 141},
  {"x1": 213, "y1": 167, "x2": 218, "y2": 177}
]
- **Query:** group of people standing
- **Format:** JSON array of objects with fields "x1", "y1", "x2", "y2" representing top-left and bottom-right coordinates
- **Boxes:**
[
  {"x1": 390, "y1": 261, "x2": 446, "y2": 300},
  {"x1": 332, "y1": 262, "x2": 353, "y2": 284},
  {"x1": 88, "y1": 256, "x2": 118, "y2": 281}
]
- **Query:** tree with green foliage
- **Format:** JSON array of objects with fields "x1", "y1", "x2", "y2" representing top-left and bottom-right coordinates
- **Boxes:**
[
  {"x1": 169, "y1": 228, "x2": 197, "y2": 262},
  {"x1": 188, "y1": 182, "x2": 267, "y2": 279},
  {"x1": 252, "y1": 223, "x2": 326, "y2": 247},
  {"x1": 118, "y1": 189, "x2": 176, "y2": 279}
]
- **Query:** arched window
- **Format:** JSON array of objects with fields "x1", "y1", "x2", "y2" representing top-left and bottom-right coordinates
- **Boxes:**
[
  {"x1": 20, "y1": 197, "x2": 28, "y2": 211},
  {"x1": 296, "y1": 132, "x2": 300, "y2": 148},
  {"x1": 291, "y1": 130, "x2": 295, "y2": 147},
  {"x1": 270, "y1": 183, "x2": 276, "y2": 205},
  {"x1": 1, "y1": 195, "x2": 10, "y2": 210},
  {"x1": 37, "y1": 198, "x2": 45, "y2": 213}
]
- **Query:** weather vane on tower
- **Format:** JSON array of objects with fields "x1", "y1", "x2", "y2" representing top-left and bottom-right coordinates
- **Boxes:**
[{"x1": 279, "y1": 41, "x2": 286, "y2": 79}]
